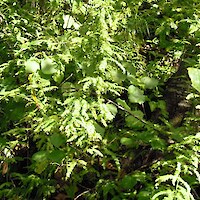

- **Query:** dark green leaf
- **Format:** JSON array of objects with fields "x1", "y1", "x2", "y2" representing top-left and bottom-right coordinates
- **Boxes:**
[
  {"x1": 120, "y1": 137, "x2": 135, "y2": 147},
  {"x1": 151, "y1": 137, "x2": 166, "y2": 150},
  {"x1": 125, "y1": 110, "x2": 144, "y2": 129},
  {"x1": 120, "y1": 175, "x2": 137, "y2": 190},
  {"x1": 48, "y1": 150, "x2": 66, "y2": 163},
  {"x1": 35, "y1": 160, "x2": 49, "y2": 174},
  {"x1": 0, "y1": 137, "x2": 7, "y2": 146},
  {"x1": 50, "y1": 133, "x2": 66, "y2": 148}
]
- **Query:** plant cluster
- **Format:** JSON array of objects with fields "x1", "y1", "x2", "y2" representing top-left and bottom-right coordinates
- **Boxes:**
[{"x1": 0, "y1": 0, "x2": 200, "y2": 199}]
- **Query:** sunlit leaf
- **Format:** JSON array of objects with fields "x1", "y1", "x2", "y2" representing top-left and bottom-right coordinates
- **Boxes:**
[
  {"x1": 106, "y1": 103, "x2": 118, "y2": 116},
  {"x1": 87, "y1": 147, "x2": 103, "y2": 157},
  {"x1": 110, "y1": 69, "x2": 126, "y2": 83},
  {"x1": 188, "y1": 67, "x2": 200, "y2": 93},
  {"x1": 66, "y1": 160, "x2": 77, "y2": 179},
  {"x1": 53, "y1": 71, "x2": 64, "y2": 84},
  {"x1": 25, "y1": 59, "x2": 40, "y2": 73},
  {"x1": 196, "y1": 105, "x2": 200, "y2": 109},
  {"x1": 128, "y1": 85, "x2": 146, "y2": 104},
  {"x1": 85, "y1": 121, "x2": 95, "y2": 135},
  {"x1": 32, "y1": 151, "x2": 48, "y2": 162},
  {"x1": 41, "y1": 58, "x2": 57, "y2": 75},
  {"x1": 116, "y1": 98, "x2": 131, "y2": 110},
  {"x1": 189, "y1": 24, "x2": 199, "y2": 34},
  {"x1": 141, "y1": 77, "x2": 158, "y2": 89},
  {"x1": 63, "y1": 14, "x2": 80, "y2": 29}
]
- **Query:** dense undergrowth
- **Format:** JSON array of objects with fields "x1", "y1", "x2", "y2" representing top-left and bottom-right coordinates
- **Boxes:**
[{"x1": 0, "y1": 0, "x2": 200, "y2": 199}]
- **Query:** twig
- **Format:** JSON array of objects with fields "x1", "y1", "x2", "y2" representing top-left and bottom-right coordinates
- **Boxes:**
[
  {"x1": 59, "y1": 73, "x2": 73, "y2": 87},
  {"x1": 74, "y1": 190, "x2": 90, "y2": 200},
  {"x1": 107, "y1": 99, "x2": 163, "y2": 133}
]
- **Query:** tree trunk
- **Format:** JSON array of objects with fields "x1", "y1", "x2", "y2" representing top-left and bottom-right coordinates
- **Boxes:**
[{"x1": 164, "y1": 64, "x2": 191, "y2": 126}]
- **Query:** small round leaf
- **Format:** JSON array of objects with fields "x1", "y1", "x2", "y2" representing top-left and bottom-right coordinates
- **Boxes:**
[
  {"x1": 141, "y1": 77, "x2": 158, "y2": 89},
  {"x1": 120, "y1": 137, "x2": 134, "y2": 147},
  {"x1": 41, "y1": 58, "x2": 57, "y2": 75},
  {"x1": 25, "y1": 60, "x2": 40, "y2": 73}
]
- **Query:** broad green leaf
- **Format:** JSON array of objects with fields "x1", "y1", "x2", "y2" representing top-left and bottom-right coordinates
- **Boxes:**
[
  {"x1": 120, "y1": 137, "x2": 134, "y2": 147},
  {"x1": 136, "y1": 131, "x2": 154, "y2": 142},
  {"x1": 25, "y1": 59, "x2": 40, "y2": 73},
  {"x1": 132, "y1": 110, "x2": 144, "y2": 119},
  {"x1": 120, "y1": 175, "x2": 137, "y2": 190},
  {"x1": 32, "y1": 151, "x2": 49, "y2": 174},
  {"x1": 149, "y1": 101, "x2": 157, "y2": 112},
  {"x1": 128, "y1": 75, "x2": 139, "y2": 85},
  {"x1": 41, "y1": 58, "x2": 57, "y2": 75},
  {"x1": 106, "y1": 104, "x2": 118, "y2": 116},
  {"x1": 48, "y1": 150, "x2": 66, "y2": 163},
  {"x1": 157, "y1": 100, "x2": 166, "y2": 110},
  {"x1": 128, "y1": 85, "x2": 146, "y2": 104},
  {"x1": 32, "y1": 151, "x2": 48, "y2": 162},
  {"x1": 0, "y1": 137, "x2": 7, "y2": 146},
  {"x1": 94, "y1": 122, "x2": 105, "y2": 135},
  {"x1": 188, "y1": 68, "x2": 200, "y2": 93},
  {"x1": 149, "y1": 100, "x2": 166, "y2": 112},
  {"x1": 116, "y1": 98, "x2": 131, "y2": 110},
  {"x1": 50, "y1": 133, "x2": 66, "y2": 148},
  {"x1": 102, "y1": 181, "x2": 116, "y2": 199},
  {"x1": 53, "y1": 71, "x2": 64, "y2": 84},
  {"x1": 110, "y1": 69, "x2": 126, "y2": 83},
  {"x1": 35, "y1": 160, "x2": 49, "y2": 174},
  {"x1": 151, "y1": 137, "x2": 166, "y2": 150},
  {"x1": 141, "y1": 77, "x2": 158, "y2": 89},
  {"x1": 66, "y1": 184, "x2": 78, "y2": 199},
  {"x1": 125, "y1": 110, "x2": 144, "y2": 129},
  {"x1": 5, "y1": 101, "x2": 25, "y2": 121},
  {"x1": 61, "y1": 82, "x2": 76, "y2": 94}
]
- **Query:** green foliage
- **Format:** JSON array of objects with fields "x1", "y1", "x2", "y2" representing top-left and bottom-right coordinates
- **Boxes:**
[
  {"x1": 0, "y1": 0, "x2": 200, "y2": 199},
  {"x1": 128, "y1": 85, "x2": 146, "y2": 104},
  {"x1": 188, "y1": 68, "x2": 200, "y2": 93},
  {"x1": 25, "y1": 59, "x2": 40, "y2": 73},
  {"x1": 152, "y1": 132, "x2": 200, "y2": 200}
]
